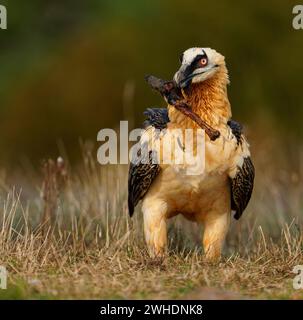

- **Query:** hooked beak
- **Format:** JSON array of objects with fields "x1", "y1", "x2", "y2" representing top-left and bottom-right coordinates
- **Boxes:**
[
  {"x1": 174, "y1": 64, "x2": 219, "y2": 89},
  {"x1": 173, "y1": 65, "x2": 194, "y2": 89}
]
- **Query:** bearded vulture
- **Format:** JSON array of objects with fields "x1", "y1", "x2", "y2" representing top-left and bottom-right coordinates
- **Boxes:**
[{"x1": 128, "y1": 48, "x2": 255, "y2": 261}]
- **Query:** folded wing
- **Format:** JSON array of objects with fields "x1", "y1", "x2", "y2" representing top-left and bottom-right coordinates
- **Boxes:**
[
  {"x1": 230, "y1": 156, "x2": 255, "y2": 220},
  {"x1": 128, "y1": 108, "x2": 169, "y2": 216}
]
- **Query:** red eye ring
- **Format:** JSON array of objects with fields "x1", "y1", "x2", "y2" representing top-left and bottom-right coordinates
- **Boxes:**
[{"x1": 200, "y1": 58, "x2": 208, "y2": 66}]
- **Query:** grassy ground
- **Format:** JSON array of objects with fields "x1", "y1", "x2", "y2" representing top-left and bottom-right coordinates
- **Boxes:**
[
  {"x1": 1, "y1": 237, "x2": 302, "y2": 299},
  {"x1": 0, "y1": 135, "x2": 302, "y2": 300}
]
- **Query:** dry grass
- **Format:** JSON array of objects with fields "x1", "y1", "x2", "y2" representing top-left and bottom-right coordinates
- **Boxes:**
[{"x1": 0, "y1": 136, "x2": 302, "y2": 300}]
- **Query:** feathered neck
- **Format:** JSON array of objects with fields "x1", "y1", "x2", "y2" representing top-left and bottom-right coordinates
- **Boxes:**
[{"x1": 169, "y1": 65, "x2": 232, "y2": 129}]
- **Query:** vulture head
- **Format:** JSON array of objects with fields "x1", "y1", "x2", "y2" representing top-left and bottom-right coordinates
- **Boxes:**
[{"x1": 174, "y1": 47, "x2": 226, "y2": 89}]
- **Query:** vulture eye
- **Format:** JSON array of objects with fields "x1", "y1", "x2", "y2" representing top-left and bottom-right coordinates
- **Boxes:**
[{"x1": 200, "y1": 58, "x2": 208, "y2": 67}]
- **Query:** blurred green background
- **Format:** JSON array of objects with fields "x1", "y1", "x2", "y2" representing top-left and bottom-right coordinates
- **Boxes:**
[{"x1": 0, "y1": 0, "x2": 302, "y2": 165}]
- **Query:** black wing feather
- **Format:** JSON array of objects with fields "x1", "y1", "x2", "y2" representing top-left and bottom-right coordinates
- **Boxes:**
[
  {"x1": 227, "y1": 119, "x2": 243, "y2": 145},
  {"x1": 143, "y1": 108, "x2": 169, "y2": 130},
  {"x1": 230, "y1": 157, "x2": 255, "y2": 220}
]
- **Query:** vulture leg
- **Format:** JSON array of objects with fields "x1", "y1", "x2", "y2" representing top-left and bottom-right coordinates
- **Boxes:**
[
  {"x1": 202, "y1": 211, "x2": 230, "y2": 262},
  {"x1": 142, "y1": 198, "x2": 168, "y2": 258}
]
